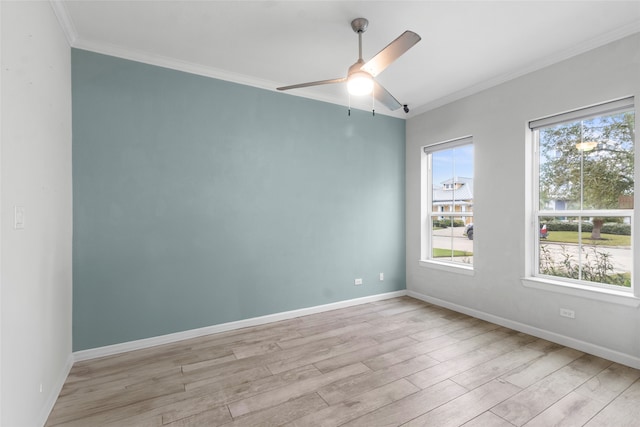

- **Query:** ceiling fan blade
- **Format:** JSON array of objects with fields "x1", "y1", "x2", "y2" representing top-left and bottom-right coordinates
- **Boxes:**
[
  {"x1": 277, "y1": 77, "x2": 347, "y2": 91},
  {"x1": 361, "y1": 31, "x2": 421, "y2": 77},
  {"x1": 373, "y1": 80, "x2": 402, "y2": 111}
]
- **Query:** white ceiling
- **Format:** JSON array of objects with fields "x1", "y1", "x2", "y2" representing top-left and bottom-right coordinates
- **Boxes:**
[{"x1": 52, "y1": 1, "x2": 640, "y2": 118}]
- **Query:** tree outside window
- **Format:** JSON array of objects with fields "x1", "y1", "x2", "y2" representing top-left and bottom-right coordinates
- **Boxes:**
[{"x1": 534, "y1": 99, "x2": 634, "y2": 288}]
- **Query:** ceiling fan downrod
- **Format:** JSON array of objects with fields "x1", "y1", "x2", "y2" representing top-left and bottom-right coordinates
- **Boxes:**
[{"x1": 351, "y1": 18, "x2": 369, "y2": 61}]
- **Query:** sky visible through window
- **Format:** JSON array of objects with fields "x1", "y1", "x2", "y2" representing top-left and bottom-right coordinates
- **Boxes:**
[{"x1": 432, "y1": 145, "x2": 474, "y2": 185}]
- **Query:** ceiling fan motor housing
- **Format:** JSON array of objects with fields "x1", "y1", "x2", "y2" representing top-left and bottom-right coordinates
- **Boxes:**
[
  {"x1": 351, "y1": 18, "x2": 369, "y2": 33},
  {"x1": 348, "y1": 59, "x2": 366, "y2": 75}
]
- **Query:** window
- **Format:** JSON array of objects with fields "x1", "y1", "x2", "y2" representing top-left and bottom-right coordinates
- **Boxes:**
[
  {"x1": 421, "y1": 137, "x2": 474, "y2": 270},
  {"x1": 530, "y1": 97, "x2": 634, "y2": 291}
]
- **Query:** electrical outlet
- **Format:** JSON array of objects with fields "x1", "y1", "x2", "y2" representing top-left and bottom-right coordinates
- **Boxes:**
[
  {"x1": 559, "y1": 308, "x2": 575, "y2": 319},
  {"x1": 354, "y1": 278, "x2": 363, "y2": 286},
  {"x1": 379, "y1": 273, "x2": 384, "y2": 281}
]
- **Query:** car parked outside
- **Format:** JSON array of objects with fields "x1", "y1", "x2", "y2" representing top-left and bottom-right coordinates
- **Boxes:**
[
  {"x1": 464, "y1": 223, "x2": 548, "y2": 240},
  {"x1": 464, "y1": 223, "x2": 474, "y2": 240}
]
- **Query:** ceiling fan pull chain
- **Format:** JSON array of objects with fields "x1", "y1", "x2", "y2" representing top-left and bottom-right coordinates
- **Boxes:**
[
  {"x1": 348, "y1": 92, "x2": 351, "y2": 116},
  {"x1": 372, "y1": 86, "x2": 375, "y2": 116}
]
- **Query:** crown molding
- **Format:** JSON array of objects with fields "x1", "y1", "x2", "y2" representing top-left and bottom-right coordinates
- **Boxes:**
[
  {"x1": 49, "y1": 0, "x2": 77, "y2": 46},
  {"x1": 47, "y1": 0, "x2": 402, "y2": 118},
  {"x1": 71, "y1": 38, "x2": 403, "y2": 118},
  {"x1": 409, "y1": 21, "x2": 640, "y2": 118},
  {"x1": 48, "y1": 0, "x2": 638, "y2": 120},
  {"x1": 73, "y1": 38, "x2": 279, "y2": 91}
]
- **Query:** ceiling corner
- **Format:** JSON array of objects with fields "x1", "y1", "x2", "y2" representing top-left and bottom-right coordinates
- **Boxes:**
[{"x1": 49, "y1": 0, "x2": 78, "y2": 46}]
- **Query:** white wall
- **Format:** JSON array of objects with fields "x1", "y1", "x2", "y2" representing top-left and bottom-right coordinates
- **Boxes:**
[
  {"x1": 1, "y1": 1, "x2": 73, "y2": 426},
  {"x1": 407, "y1": 34, "x2": 640, "y2": 367}
]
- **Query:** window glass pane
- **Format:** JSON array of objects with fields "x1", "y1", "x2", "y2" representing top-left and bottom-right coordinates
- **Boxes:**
[
  {"x1": 539, "y1": 125, "x2": 580, "y2": 210},
  {"x1": 453, "y1": 217, "x2": 474, "y2": 265},
  {"x1": 432, "y1": 150, "x2": 454, "y2": 207},
  {"x1": 431, "y1": 216, "x2": 473, "y2": 265},
  {"x1": 581, "y1": 113, "x2": 634, "y2": 210},
  {"x1": 539, "y1": 216, "x2": 581, "y2": 280},
  {"x1": 432, "y1": 145, "x2": 474, "y2": 212},
  {"x1": 539, "y1": 110, "x2": 634, "y2": 211},
  {"x1": 539, "y1": 216, "x2": 632, "y2": 287},
  {"x1": 431, "y1": 218, "x2": 453, "y2": 260}
]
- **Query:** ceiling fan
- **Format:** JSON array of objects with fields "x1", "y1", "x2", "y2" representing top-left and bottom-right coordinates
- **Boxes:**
[{"x1": 277, "y1": 18, "x2": 421, "y2": 113}]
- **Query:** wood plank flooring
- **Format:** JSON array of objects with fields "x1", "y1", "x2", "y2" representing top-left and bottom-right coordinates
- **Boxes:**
[{"x1": 46, "y1": 297, "x2": 640, "y2": 426}]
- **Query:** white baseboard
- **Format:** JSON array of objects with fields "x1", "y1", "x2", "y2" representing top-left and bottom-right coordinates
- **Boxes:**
[
  {"x1": 74, "y1": 290, "x2": 407, "y2": 362},
  {"x1": 38, "y1": 352, "x2": 74, "y2": 427},
  {"x1": 407, "y1": 290, "x2": 640, "y2": 370}
]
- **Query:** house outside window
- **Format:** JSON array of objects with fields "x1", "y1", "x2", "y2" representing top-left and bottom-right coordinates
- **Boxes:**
[
  {"x1": 530, "y1": 97, "x2": 634, "y2": 292},
  {"x1": 433, "y1": 177, "x2": 474, "y2": 226},
  {"x1": 421, "y1": 137, "x2": 474, "y2": 270}
]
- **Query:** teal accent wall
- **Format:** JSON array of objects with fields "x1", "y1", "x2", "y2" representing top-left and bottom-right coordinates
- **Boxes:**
[{"x1": 72, "y1": 49, "x2": 406, "y2": 351}]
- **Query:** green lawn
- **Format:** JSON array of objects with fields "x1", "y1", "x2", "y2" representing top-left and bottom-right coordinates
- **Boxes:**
[
  {"x1": 433, "y1": 248, "x2": 473, "y2": 258},
  {"x1": 544, "y1": 231, "x2": 630, "y2": 246}
]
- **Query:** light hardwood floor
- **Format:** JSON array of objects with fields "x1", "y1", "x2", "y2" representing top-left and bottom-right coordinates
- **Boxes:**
[{"x1": 46, "y1": 297, "x2": 640, "y2": 426}]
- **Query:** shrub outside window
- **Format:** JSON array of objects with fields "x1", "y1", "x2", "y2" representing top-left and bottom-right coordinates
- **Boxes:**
[{"x1": 531, "y1": 98, "x2": 634, "y2": 290}]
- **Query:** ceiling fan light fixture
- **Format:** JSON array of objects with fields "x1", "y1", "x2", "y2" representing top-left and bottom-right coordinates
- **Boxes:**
[{"x1": 347, "y1": 71, "x2": 374, "y2": 96}]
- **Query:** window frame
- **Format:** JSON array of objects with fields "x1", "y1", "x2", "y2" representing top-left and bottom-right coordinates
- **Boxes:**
[
  {"x1": 420, "y1": 136, "x2": 474, "y2": 274},
  {"x1": 524, "y1": 97, "x2": 639, "y2": 304}
]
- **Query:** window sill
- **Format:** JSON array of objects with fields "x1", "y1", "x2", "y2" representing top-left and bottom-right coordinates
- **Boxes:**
[
  {"x1": 521, "y1": 277, "x2": 640, "y2": 307},
  {"x1": 419, "y1": 260, "x2": 475, "y2": 276}
]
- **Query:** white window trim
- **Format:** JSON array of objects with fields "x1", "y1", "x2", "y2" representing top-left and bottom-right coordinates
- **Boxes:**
[
  {"x1": 525, "y1": 97, "x2": 638, "y2": 303},
  {"x1": 420, "y1": 259, "x2": 475, "y2": 276},
  {"x1": 529, "y1": 97, "x2": 634, "y2": 129},
  {"x1": 420, "y1": 136, "x2": 474, "y2": 272}
]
